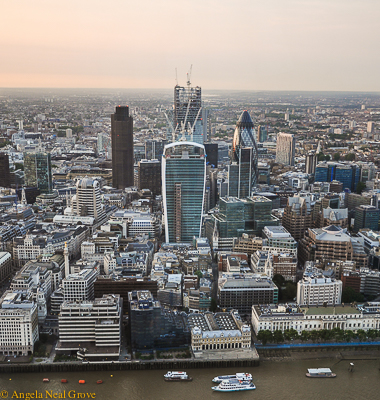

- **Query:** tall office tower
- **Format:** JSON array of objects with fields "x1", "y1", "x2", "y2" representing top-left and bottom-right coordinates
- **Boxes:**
[
  {"x1": 0, "y1": 153, "x2": 11, "y2": 188},
  {"x1": 202, "y1": 108, "x2": 210, "y2": 142},
  {"x1": 275, "y1": 133, "x2": 296, "y2": 166},
  {"x1": 138, "y1": 159, "x2": 161, "y2": 196},
  {"x1": 73, "y1": 177, "x2": 106, "y2": 222},
  {"x1": 305, "y1": 152, "x2": 317, "y2": 175},
  {"x1": 169, "y1": 84, "x2": 203, "y2": 144},
  {"x1": 282, "y1": 195, "x2": 313, "y2": 240},
  {"x1": 23, "y1": 152, "x2": 52, "y2": 193},
  {"x1": 228, "y1": 111, "x2": 258, "y2": 198},
  {"x1": 145, "y1": 139, "x2": 167, "y2": 160},
  {"x1": 111, "y1": 105, "x2": 134, "y2": 189},
  {"x1": 162, "y1": 142, "x2": 206, "y2": 243},
  {"x1": 367, "y1": 121, "x2": 375, "y2": 133},
  {"x1": 257, "y1": 125, "x2": 267, "y2": 143},
  {"x1": 315, "y1": 162, "x2": 361, "y2": 192},
  {"x1": 204, "y1": 143, "x2": 218, "y2": 168}
]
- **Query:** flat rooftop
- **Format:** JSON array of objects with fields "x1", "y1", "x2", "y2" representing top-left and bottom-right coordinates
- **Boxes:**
[{"x1": 304, "y1": 306, "x2": 360, "y2": 315}]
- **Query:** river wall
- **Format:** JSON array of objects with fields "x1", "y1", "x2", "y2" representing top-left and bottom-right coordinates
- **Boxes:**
[{"x1": 0, "y1": 358, "x2": 260, "y2": 374}]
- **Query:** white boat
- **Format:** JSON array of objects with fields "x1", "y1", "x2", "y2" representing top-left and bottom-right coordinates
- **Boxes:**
[
  {"x1": 212, "y1": 379, "x2": 256, "y2": 392},
  {"x1": 164, "y1": 371, "x2": 192, "y2": 381},
  {"x1": 212, "y1": 373, "x2": 252, "y2": 383},
  {"x1": 306, "y1": 368, "x2": 336, "y2": 378}
]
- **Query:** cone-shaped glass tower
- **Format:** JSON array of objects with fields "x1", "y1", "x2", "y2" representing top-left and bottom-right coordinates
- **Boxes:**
[{"x1": 228, "y1": 111, "x2": 258, "y2": 198}]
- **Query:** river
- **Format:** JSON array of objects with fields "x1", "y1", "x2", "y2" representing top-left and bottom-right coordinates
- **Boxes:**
[{"x1": 1, "y1": 359, "x2": 379, "y2": 400}]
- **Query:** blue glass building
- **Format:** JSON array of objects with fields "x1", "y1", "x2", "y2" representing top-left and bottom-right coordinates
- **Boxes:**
[
  {"x1": 315, "y1": 162, "x2": 360, "y2": 192},
  {"x1": 162, "y1": 142, "x2": 206, "y2": 243}
]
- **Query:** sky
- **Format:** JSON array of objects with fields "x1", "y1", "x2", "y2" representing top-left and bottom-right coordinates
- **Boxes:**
[{"x1": 1, "y1": 0, "x2": 380, "y2": 91}]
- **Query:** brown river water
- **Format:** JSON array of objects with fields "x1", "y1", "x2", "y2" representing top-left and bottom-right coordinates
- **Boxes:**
[{"x1": 1, "y1": 359, "x2": 379, "y2": 400}]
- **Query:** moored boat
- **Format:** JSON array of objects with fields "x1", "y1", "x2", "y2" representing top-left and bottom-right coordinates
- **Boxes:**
[
  {"x1": 212, "y1": 373, "x2": 252, "y2": 383},
  {"x1": 164, "y1": 371, "x2": 192, "y2": 381},
  {"x1": 43, "y1": 378, "x2": 50, "y2": 383},
  {"x1": 212, "y1": 379, "x2": 256, "y2": 392},
  {"x1": 79, "y1": 380, "x2": 86, "y2": 384},
  {"x1": 306, "y1": 368, "x2": 336, "y2": 378},
  {"x1": 61, "y1": 379, "x2": 68, "y2": 383},
  {"x1": 97, "y1": 380, "x2": 103, "y2": 384}
]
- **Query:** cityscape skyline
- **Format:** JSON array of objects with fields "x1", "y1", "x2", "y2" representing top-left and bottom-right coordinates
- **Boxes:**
[{"x1": 1, "y1": 0, "x2": 380, "y2": 91}]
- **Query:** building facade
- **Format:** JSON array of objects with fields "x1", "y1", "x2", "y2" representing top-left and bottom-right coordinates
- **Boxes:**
[
  {"x1": 111, "y1": 106, "x2": 134, "y2": 189},
  {"x1": 275, "y1": 133, "x2": 295, "y2": 166},
  {"x1": 24, "y1": 152, "x2": 52, "y2": 193}
]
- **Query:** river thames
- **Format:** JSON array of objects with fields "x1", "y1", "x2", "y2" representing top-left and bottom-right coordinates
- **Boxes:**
[{"x1": 1, "y1": 359, "x2": 380, "y2": 400}]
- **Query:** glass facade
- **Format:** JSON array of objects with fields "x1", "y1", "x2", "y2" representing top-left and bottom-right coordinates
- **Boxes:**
[
  {"x1": 162, "y1": 142, "x2": 206, "y2": 243},
  {"x1": 315, "y1": 162, "x2": 360, "y2": 191},
  {"x1": 24, "y1": 152, "x2": 52, "y2": 194},
  {"x1": 229, "y1": 111, "x2": 258, "y2": 198}
]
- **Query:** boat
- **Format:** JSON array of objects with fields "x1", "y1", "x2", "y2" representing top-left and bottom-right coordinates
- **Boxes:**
[
  {"x1": 212, "y1": 373, "x2": 252, "y2": 383},
  {"x1": 96, "y1": 380, "x2": 103, "y2": 384},
  {"x1": 43, "y1": 378, "x2": 50, "y2": 383},
  {"x1": 164, "y1": 371, "x2": 193, "y2": 381},
  {"x1": 61, "y1": 379, "x2": 68, "y2": 383},
  {"x1": 79, "y1": 380, "x2": 86, "y2": 384},
  {"x1": 306, "y1": 368, "x2": 336, "y2": 378},
  {"x1": 212, "y1": 379, "x2": 256, "y2": 392}
]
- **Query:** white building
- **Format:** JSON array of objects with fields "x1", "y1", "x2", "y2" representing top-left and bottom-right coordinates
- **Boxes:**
[
  {"x1": 62, "y1": 268, "x2": 98, "y2": 302},
  {"x1": 57, "y1": 294, "x2": 122, "y2": 361},
  {"x1": 0, "y1": 292, "x2": 39, "y2": 356},
  {"x1": 262, "y1": 226, "x2": 298, "y2": 256},
  {"x1": 297, "y1": 269, "x2": 342, "y2": 306},
  {"x1": 252, "y1": 303, "x2": 380, "y2": 335}
]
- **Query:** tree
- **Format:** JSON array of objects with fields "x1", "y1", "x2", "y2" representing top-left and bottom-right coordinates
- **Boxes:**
[
  {"x1": 257, "y1": 330, "x2": 273, "y2": 345},
  {"x1": 342, "y1": 287, "x2": 364, "y2": 303},
  {"x1": 356, "y1": 181, "x2": 366, "y2": 195},
  {"x1": 333, "y1": 152, "x2": 341, "y2": 161},
  {"x1": 14, "y1": 162, "x2": 24, "y2": 171},
  {"x1": 272, "y1": 274, "x2": 285, "y2": 288},
  {"x1": 300, "y1": 330, "x2": 310, "y2": 341},
  {"x1": 324, "y1": 154, "x2": 331, "y2": 161},
  {"x1": 317, "y1": 152, "x2": 325, "y2": 161},
  {"x1": 273, "y1": 329, "x2": 284, "y2": 343},
  {"x1": 345, "y1": 153, "x2": 356, "y2": 161}
]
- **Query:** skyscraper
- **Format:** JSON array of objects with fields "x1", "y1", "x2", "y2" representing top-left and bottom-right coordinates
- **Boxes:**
[
  {"x1": 275, "y1": 133, "x2": 296, "y2": 166},
  {"x1": 168, "y1": 83, "x2": 203, "y2": 144},
  {"x1": 138, "y1": 159, "x2": 161, "y2": 196},
  {"x1": 257, "y1": 125, "x2": 267, "y2": 143},
  {"x1": 162, "y1": 142, "x2": 206, "y2": 243},
  {"x1": 0, "y1": 153, "x2": 11, "y2": 188},
  {"x1": 24, "y1": 152, "x2": 52, "y2": 193},
  {"x1": 228, "y1": 111, "x2": 258, "y2": 198},
  {"x1": 111, "y1": 106, "x2": 134, "y2": 189}
]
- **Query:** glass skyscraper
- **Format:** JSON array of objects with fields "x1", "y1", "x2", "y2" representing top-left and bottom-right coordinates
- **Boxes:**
[
  {"x1": 315, "y1": 161, "x2": 360, "y2": 192},
  {"x1": 24, "y1": 152, "x2": 52, "y2": 193},
  {"x1": 228, "y1": 111, "x2": 258, "y2": 198},
  {"x1": 162, "y1": 142, "x2": 206, "y2": 243}
]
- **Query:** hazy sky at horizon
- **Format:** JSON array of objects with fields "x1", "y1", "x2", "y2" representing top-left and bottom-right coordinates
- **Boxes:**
[{"x1": 1, "y1": 0, "x2": 380, "y2": 91}]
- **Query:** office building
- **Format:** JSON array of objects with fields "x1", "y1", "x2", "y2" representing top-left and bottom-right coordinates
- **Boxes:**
[
  {"x1": 282, "y1": 195, "x2": 313, "y2": 240},
  {"x1": 315, "y1": 162, "x2": 360, "y2": 192},
  {"x1": 252, "y1": 303, "x2": 380, "y2": 335},
  {"x1": 0, "y1": 292, "x2": 39, "y2": 356},
  {"x1": 305, "y1": 153, "x2": 317, "y2": 175},
  {"x1": 275, "y1": 133, "x2": 295, "y2": 166},
  {"x1": 0, "y1": 252, "x2": 12, "y2": 286},
  {"x1": 57, "y1": 294, "x2": 122, "y2": 361},
  {"x1": 228, "y1": 111, "x2": 258, "y2": 197},
  {"x1": 299, "y1": 225, "x2": 367, "y2": 269},
  {"x1": 0, "y1": 153, "x2": 11, "y2": 188},
  {"x1": 24, "y1": 152, "x2": 52, "y2": 193},
  {"x1": 190, "y1": 311, "x2": 251, "y2": 352},
  {"x1": 218, "y1": 273, "x2": 278, "y2": 314},
  {"x1": 73, "y1": 177, "x2": 106, "y2": 223},
  {"x1": 204, "y1": 143, "x2": 218, "y2": 168},
  {"x1": 262, "y1": 226, "x2": 298, "y2": 256},
  {"x1": 62, "y1": 268, "x2": 98, "y2": 302},
  {"x1": 354, "y1": 205, "x2": 380, "y2": 233},
  {"x1": 162, "y1": 142, "x2": 206, "y2": 243},
  {"x1": 296, "y1": 266, "x2": 342, "y2": 306},
  {"x1": 145, "y1": 139, "x2": 167, "y2": 160},
  {"x1": 111, "y1": 106, "x2": 134, "y2": 189},
  {"x1": 138, "y1": 159, "x2": 161, "y2": 196},
  {"x1": 257, "y1": 125, "x2": 267, "y2": 143},
  {"x1": 171, "y1": 84, "x2": 203, "y2": 144}
]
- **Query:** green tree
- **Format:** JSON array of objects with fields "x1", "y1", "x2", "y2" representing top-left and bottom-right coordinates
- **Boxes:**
[
  {"x1": 342, "y1": 287, "x2": 364, "y2": 303},
  {"x1": 324, "y1": 154, "x2": 331, "y2": 161},
  {"x1": 257, "y1": 330, "x2": 273, "y2": 345},
  {"x1": 333, "y1": 152, "x2": 341, "y2": 161},
  {"x1": 14, "y1": 162, "x2": 24, "y2": 171},
  {"x1": 300, "y1": 330, "x2": 310, "y2": 341},
  {"x1": 356, "y1": 181, "x2": 366, "y2": 195},
  {"x1": 345, "y1": 153, "x2": 356, "y2": 161},
  {"x1": 317, "y1": 152, "x2": 325, "y2": 161},
  {"x1": 273, "y1": 330, "x2": 284, "y2": 343}
]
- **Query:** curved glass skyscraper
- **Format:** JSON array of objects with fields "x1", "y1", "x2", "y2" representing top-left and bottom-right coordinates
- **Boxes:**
[
  {"x1": 228, "y1": 111, "x2": 258, "y2": 198},
  {"x1": 162, "y1": 142, "x2": 206, "y2": 243}
]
